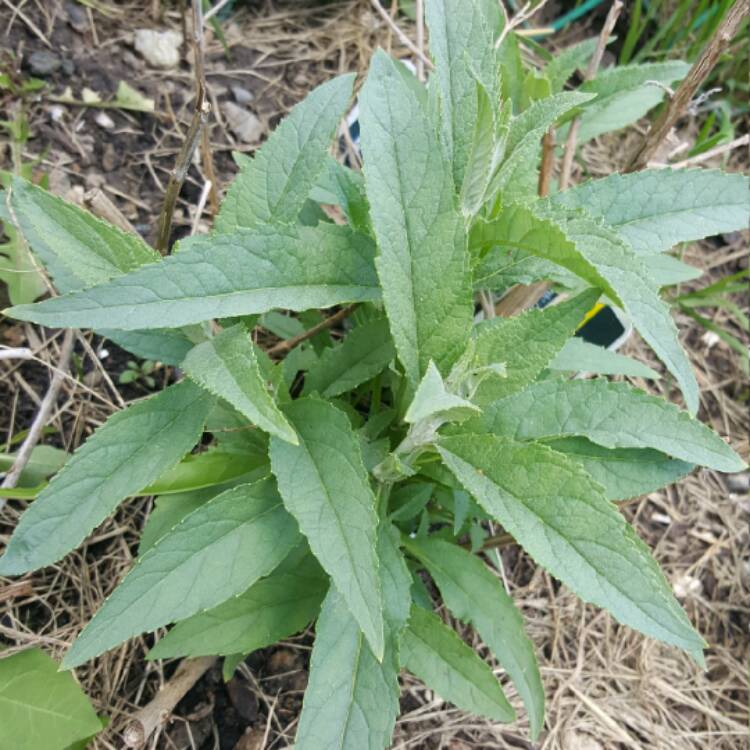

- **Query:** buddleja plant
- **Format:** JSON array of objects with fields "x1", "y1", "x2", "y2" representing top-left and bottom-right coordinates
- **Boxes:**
[{"x1": 1, "y1": 1, "x2": 748, "y2": 744}]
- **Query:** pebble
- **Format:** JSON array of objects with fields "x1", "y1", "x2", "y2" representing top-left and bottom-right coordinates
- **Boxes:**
[
  {"x1": 134, "y1": 28, "x2": 183, "y2": 69},
  {"x1": 28, "y1": 50, "x2": 62, "y2": 76},
  {"x1": 65, "y1": 1, "x2": 88, "y2": 32},
  {"x1": 231, "y1": 84, "x2": 254, "y2": 105},
  {"x1": 95, "y1": 111, "x2": 115, "y2": 129},
  {"x1": 222, "y1": 101, "x2": 263, "y2": 143}
]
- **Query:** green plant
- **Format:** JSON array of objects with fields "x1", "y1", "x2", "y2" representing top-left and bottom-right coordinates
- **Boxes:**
[
  {"x1": 0, "y1": 1, "x2": 748, "y2": 745},
  {"x1": 118, "y1": 358, "x2": 158, "y2": 388},
  {"x1": 0, "y1": 648, "x2": 105, "y2": 750}
]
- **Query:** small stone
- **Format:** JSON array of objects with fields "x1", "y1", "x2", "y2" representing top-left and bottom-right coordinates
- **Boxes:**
[
  {"x1": 673, "y1": 573, "x2": 702, "y2": 599},
  {"x1": 101, "y1": 142, "x2": 120, "y2": 172},
  {"x1": 231, "y1": 85, "x2": 254, "y2": 105},
  {"x1": 28, "y1": 50, "x2": 62, "y2": 76},
  {"x1": 134, "y1": 29, "x2": 183, "y2": 69},
  {"x1": 61, "y1": 59, "x2": 75, "y2": 76},
  {"x1": 49, "y1": 105, "x2": 65, "y2": 122},
  {"x1": 222, "y1": 101, "x2": 263, "y2": 143},
  {"x1": 95, "y1": 111, "x2": 115, "y2": 129},
  {"x1": 701, "y1": 331, "x2": 720, "y2": 349},
  {"x1": 65, "y1": 1, "x2": 88, "y2": 32}
]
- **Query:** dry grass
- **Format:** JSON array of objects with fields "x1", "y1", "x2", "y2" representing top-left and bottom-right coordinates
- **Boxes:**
[{"x1": 1, "y1": 2, "x2": 748, "y2": 749}]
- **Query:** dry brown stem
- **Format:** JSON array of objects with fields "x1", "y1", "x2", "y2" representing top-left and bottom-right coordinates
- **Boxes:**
[
  {"x1": 626, "y1": 0, "x2": 750, "y2": 171},
  {"x1": 559, "y1": 0, "x2": 624, "y2": 190},
  {"x1": 122, "y1": 656, "x2": 217, "y2": 747},
  {"x1": 266, "y1": 303, "x2": 359, "y2": 357}
]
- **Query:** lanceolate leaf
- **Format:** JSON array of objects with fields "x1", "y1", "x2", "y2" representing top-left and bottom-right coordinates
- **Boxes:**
[
  {"x1": 8, "y1": 176, "x2": 158, "y2": 292},
  {"x1": 469, "y1": 378, "x2": 745, "y2": 472},
  {"x1": 294, "y1": 588, "x2": 396, "y2": 750},
  {"x1": 405, "y1": 361, "x2": 480, "y2": 424},
  {"x1": 549, "y1": 337, "x2": 660, "y2": 379},
  {"x1": 303, "y1": 317, "x2": 395, "y2": 397},
  {"x1": 183, "y1": 324, "x2": 297, "y2": 444},
  {"x1": 147, "y1": 551, "x2": 327, "y2": 659},
  {"x1": 544, "y1": 436, "x2": 693, "y2": 501},
  {"x1": 63, "y1": 479, "x2": 300, "y2": 668},
  {"x1": 474, "y1": 203, "x2": 700, "y2": 412},
  {"x1": 437, "y1": 435, "x2": 706, "y2": 663},
  {"x1": 549, "y1": 169, "x2": 750, "y2": 255},
  {"x1": 7, "y1": 223, "x2": 380, "y2": 331},
  {"x1": 401, "y1": 604, "x2": 515, "y2": 723},
  {"x1": 215, "y1": 74, "x2": 355, "y2": 231},
  {"x1": 295, "y1": 525, "x2": 410, "y2": 750},
  {"x1": 472, "y1": 288, "x2": 600, "y2": 404},
  {"x1": 407, "y1": 537, "x2": 544, "y2": 738},
  {"x1": 0, "y1": 649, "x2": 102, "y2": 750},
  {"x1": 0, "y1": 380, "x2": 213, "y2": 575},
  {"x1": 359, "y1": 50, "x2": 472, "y2": 385},
  {"x1": 425, "y1": 0, "x2": 499, "y2": 187},
  {"x1": 100, "y1": 328, "x2": 199, "y2": 366},
  {"x1": 269, "y1": 398, "x2": 385, "y2": 658}
]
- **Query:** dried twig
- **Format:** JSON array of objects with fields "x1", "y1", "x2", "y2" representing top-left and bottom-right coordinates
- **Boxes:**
[
  {"x1": 0, "y1": 347, "x2": 33, "y2": 361},
  {"x1": 369, "y1": 0, "x2": 433, "y2": 70},
  {"x1": 1, "y1": 329, "x2": 75, "y2": 499},
  {"x1": 266, "y1": 304, "x2": 359, "y2": 357},
  {"x1": 537, "y1": 127, "x2": 555, "y2": 198},
  {"x1": 559, "y1": 0, "x2": 623, "y2": 190},
  {"x1": 122, "y1": 656, "x2": 217, "y2": 748},
  {"x1": 495, "y1": 0, "x2": 553, "y2": 49},
  {"x1": 626, "y1": 0, "x2": 750, "y2": 172},
  {"x1": 415, "y1": 0, "x2": 425, "y2": 82},
  {"x1": 665, "y1": 134, "x2": 750, "y2": 169},
  {"x1": 156, "y1": 0, "x2": 212, "y2": 253},
  {"x1": 0, "y1": 580, "x2": 33, "y2": 603}
]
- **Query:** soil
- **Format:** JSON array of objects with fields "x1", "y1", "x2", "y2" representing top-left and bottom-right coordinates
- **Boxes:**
[{"x1": 1, "y1": 2, "x2": 748, "y2": 750}]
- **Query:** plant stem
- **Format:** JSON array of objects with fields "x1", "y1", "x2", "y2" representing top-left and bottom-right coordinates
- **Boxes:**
[
  {"x1": 155, "y1": 0, "x2": 212, "y2": 253},
  {"x1": 559, "y1": 0, "x2": 624, "y2": 190},
  {"x1": 265, "y1": 304, "x2": 359, "y2": 357},
  {"x1": 626, "y1": 0, "x2": 750, "y2": 172}
]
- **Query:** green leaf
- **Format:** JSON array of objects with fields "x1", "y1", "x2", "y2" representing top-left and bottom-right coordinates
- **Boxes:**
[
  {"x1": 62, "y1": 479, "x2": 300, "y2": 669},
  {"x1": 543, "y1": 37, "x2": 597, "y2": 91},
  {"x1": 472, "y1": 288, "x2": 600, "y2": 404},
  {"x1": 215, "y1": 74, "x2": 355, "y2": 231},
  {"x1": 573, "y1": 61, "x2": 690, "y2": 142},
  {"x1": 318, "y1": 157, "x2": 372, "y2": 234},
  {"x1": 0, "y1": 380, "x2": 213, "y2": 575},
  {"x1": 359, "y1": 50, "x2": 472, "y2": 385},
  {"x1": 8, "y1": 176, "x2": 158, "y2": 292},
  {"x1": 550, "y1": 169, "x2": 750, "y2": 255},
  {"x1": 472, "y1": 205, "x2": 619, "y2": 300},
  {"x1": 425, "y1": 0, "x2": 499, "y2": 187},
  {"x1": 183, "y1": 324, "x2": 297, "y2": 444},
  {"x1": 488, "y1": 92, "x2": 594, "y2": 203},
  {"x1": 553, "y1": 209, "x2": 701, "y2": 411},
  {"x1": 7, "y1": 223, "x2": 380, "y2": 331},
  {"x1": 405, "y1": 361, "x2": 480, "y2": 424},
  {"x1": 269, "y1": 397, "x2": 385, "y2": 659},
  {"x1": 643, "y1": 254, "x2": 702, "y2": 287},
  {"x1": 0, "y1": 445, "x2": 68, "y2": 487},
  {"x1": 294, "y1": 524, "x2": 410, "y2": 750},
  {"x1": 469, "y1": 378, "x2": 745, "y2": 472},
  {"x1": 479, "y1": 203, "x2": 699, "y2": 412},
  {"x1": 406, "y1": 537, "x2": 543, "y2": 738},
  {"x1": 139, "y1": 488, "x2": 217, "y2": 555},
  {"x1": 549, "y1": 338, "x2": 660, "y2": 379},
  {"x1": 459, "y1": 80, "x2": 497, "y2": 217},
  {"x1": 0, "y1": 649, "x2": 102, "y2": 750},
  {"x1": 303, "y1": 317, "x2": 395, "y2": 398},
  {"x1": 147, "y1": 550, "x2": 327, "y2": 659},
  {"x1": 544, "y1": 436, "x2": 693, "y2": 501},
  {"x1": 401, "y1": 604, "x2": 515, "y2": 723},
  {"x1": 437, "y1": 434, "x2": 706, "y2": 663},
  {"x1": 142, "y1": 447, "x2": 269, "y2": 496},
  {"x1": 0, "y1": 217, "x2": 47, "y2": 305},
  {"x1": 100, "y1": 328, "x2": 197, "y2": 366}
]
